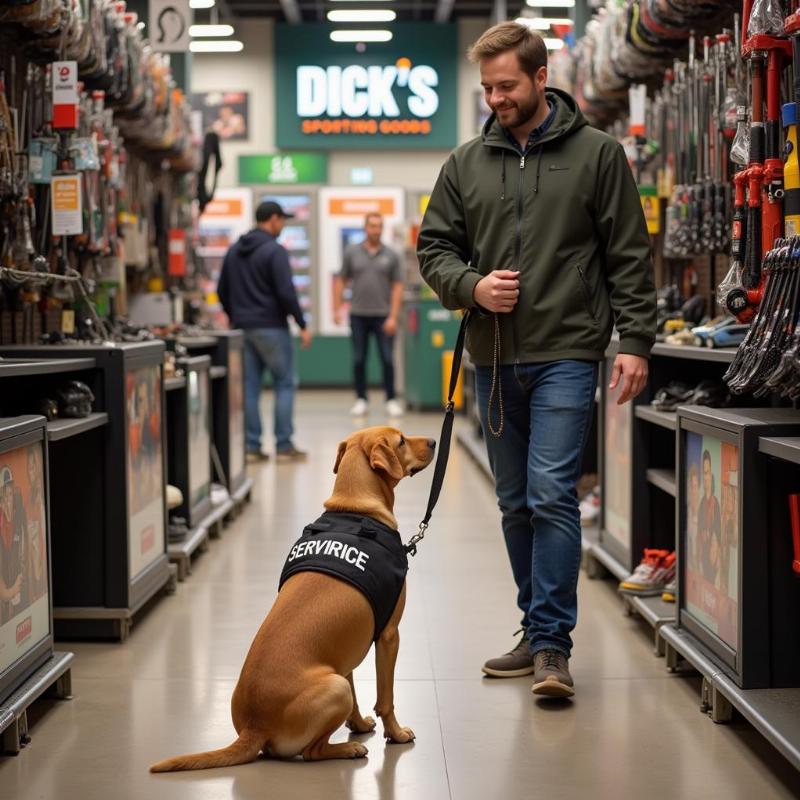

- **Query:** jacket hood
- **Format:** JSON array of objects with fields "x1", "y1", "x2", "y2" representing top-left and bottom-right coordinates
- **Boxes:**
[
  {"x1": 235, "y1": 228, "x2": 274, "y2": 255},
  {"x1": 481, "y1": 87, "x2": 587, "y2": 150}
]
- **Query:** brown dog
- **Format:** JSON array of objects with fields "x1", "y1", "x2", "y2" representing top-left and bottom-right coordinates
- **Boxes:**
[{"x1": 150, "y1": 426, "x2": 435, "y2": 772}]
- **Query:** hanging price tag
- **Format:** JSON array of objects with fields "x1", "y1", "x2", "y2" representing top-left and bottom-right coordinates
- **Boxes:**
[{"x1": 51, "y1": 173, "x2": 83, "y2": 236}]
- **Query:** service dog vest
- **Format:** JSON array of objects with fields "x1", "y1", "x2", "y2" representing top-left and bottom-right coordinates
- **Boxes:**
[{"x1": 279, "y1": 512, "x2": 408, "y2": 641}]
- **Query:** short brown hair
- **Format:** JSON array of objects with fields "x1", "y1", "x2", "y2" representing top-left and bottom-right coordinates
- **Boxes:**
[
  {"x1": 468, "y1": 22, "x2": 548, "y2": 77},
  {"x1": 364, "y1": 212, "x2": 383, "y2": 226}
]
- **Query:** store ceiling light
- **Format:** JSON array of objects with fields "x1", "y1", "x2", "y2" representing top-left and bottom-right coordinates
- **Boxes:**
[
  {"x1": 526, "y1": 0, "x2": 575, "y2": 8},
  {"x1": 543, "y1": 37, "x2": 565, "y2": 50},
  {"x1": 327, "y1": 9, "x2": 396, "y2": 22},
  {"x1": 190, "y1": 40, "x2": 244, "y2": 52},
  {"x1": 515, "y1": 16, "x2": 573, "y2": 29},
  {"x1": 189, "y1": 0, "x2": 215, "y2": 8},
  {"x1": 190, "y1": 24, "x2": 234, "y2": 37},
  {"x1": 330, "y1": 0, "x2": 394, "y2": 2},
  {"x1": 330, "y1": 29, "x2": 393, "y2": 42}
]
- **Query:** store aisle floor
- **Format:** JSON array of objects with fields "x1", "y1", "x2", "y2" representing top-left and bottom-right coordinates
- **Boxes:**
[{"x1": 3, "y1": 391, "x2": 800, "y2": 800}]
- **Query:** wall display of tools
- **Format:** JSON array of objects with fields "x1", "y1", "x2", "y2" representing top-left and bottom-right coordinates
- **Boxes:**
[
  {"x1": 554, "y1": 0, "x2": 800, "y2": 398},
  {"x1": 0, "y1": 0, "x2": 199, "y2": 348}
]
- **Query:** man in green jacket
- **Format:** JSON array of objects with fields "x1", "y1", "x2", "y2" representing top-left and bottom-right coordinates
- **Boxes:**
[{"x1": 418, "y1": 22, "x2": 656, "y2": 698}]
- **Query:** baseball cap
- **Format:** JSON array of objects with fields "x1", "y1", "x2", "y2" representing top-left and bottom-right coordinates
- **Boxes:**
[{"x1": 256, "y1": 200, "x2": 295, "y2": 222}]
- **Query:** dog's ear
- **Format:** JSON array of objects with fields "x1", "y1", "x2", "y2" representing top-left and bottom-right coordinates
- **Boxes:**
[
  {"x1": 333, "y1": 441, "x2": 347, "y2": 474},
  {"x1": 369, "y1": 436, "x2": 404, "y2": 481}
]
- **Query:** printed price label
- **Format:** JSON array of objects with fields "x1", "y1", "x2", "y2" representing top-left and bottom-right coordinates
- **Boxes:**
[
  {"x1": 51, "y1": 173, "x2": 83, "y2": 236},
  {"x1": 61, "y1": 310, "x2": 75, "y2": 334}
]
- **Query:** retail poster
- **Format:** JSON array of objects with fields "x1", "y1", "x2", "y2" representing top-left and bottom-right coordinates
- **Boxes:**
[
  {"x1": 198, "y1": 189, "x2": 253, "y2": 327},
  {"x1": 188, "y1": 370, "x2": 211, "y2": 510},
  {"x1": 603, "y1": 374, "x2": 632, "y2": 550},
  {"x1": 228, "y1": 348, "x2": 246, "y2": 483},
  {"x1": 0, "y1": 442, "x2": 50, "y2": 678},
  {"x1": 317, "y1": 187, "x2": 405, "y2": 335},
  {"x1": 126, "y1": 365, "x2": 165, "y2": 579},
  {"x1": 191, "y1": 92, "x2": 249, "y2": 141},
  {"x1": 684, "y1": 431, "x2": 739, "y2": 650}
]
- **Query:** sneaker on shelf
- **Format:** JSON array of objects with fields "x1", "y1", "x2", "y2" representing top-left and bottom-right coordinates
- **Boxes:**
[
  {"x1": 210, "y1": 482, "x2": 230, "y2": 507},
  {"x1": 166, "y1": 484, "x2": 183, "y2": 510},
  {"x1": 386, "y1": 399, "x2": 404, "y2": 417},
  {"x1": 482, "y1": 629, "x2": 535, "y2": 678},
  {"x1": 246, "y1": 450, "x2": 269, "y2": 464},
  {"x1": 579, "y1": 487, "x2": 600, "y2": 526},
  {"x1": 618, "y1": 549, "x2": 676, "y2": 596},
  {"x1": 531, "y1": 649, "x2": 575, "y2": 698},
  {"x1": 350, "y1": 398, "x2": 369, "y2": 416},
  {"x1": 276, "y1": 446, "x2": 308, "y2": 463},
  {"x1": 662, "y1": 578, "x2": 677, "y2": 603},
  {"x1": 168, "y1": 517, "x2": 189, "y2": 543}
]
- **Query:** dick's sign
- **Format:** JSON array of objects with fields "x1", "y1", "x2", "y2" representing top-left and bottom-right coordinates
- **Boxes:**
[{"x1": 276, "y1": 23, "x2": 457, "y2": 150}]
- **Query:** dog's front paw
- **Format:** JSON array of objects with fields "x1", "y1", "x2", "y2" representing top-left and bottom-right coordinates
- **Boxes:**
[
  {"x1": 347, "y1": 742, "x2": 369, "y2": 758},
  {"x1": 385, "y1": 726, "x2": 415, "y2": 744},
  {"x1": 346, "y1": 715, "x2": 377, "y2": 734}
]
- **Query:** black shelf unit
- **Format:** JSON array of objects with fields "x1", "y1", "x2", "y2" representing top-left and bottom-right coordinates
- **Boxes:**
[
  {"x1": 593, "y1": 342, "x2": 758, "y2": 579},
  {"x1": 166, "y1": 356, "x2": 213, "y2": 529},
  {"x1": 676, "y1": 407, "x2": 800, "y2": 689},
  {"x1": 0, "y1": 343, "x2": 172, "y2": 640},
  {"x1": 46, "y1": 413, "x2": 109, "y2": 442}
]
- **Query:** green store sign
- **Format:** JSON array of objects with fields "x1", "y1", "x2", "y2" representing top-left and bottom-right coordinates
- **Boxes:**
[
  {"x1": 275, "y1": 23, "x2": 458, "y2": 150},
  {"x1": 238, "y1": 153, "x2": 329, "y2": 185}
]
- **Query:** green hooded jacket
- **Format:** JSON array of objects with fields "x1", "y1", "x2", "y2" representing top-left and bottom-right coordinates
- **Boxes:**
[{"x1": 417, "y1": 88, "x2": 656, "y2": 366}]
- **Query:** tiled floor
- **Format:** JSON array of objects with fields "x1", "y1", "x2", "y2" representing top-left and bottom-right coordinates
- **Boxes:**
[{"x1": 3, "y1": 391, "x2": 800, "y2": 799}]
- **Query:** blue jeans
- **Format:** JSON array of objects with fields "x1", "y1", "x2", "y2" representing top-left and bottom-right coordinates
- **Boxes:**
[
  {"x1": 350, "y1": 315, "x2": 395, "y2": 400},
  {"x1": 244, "y1": 328, "x2": 296, "y2": 453},
  {"x1": 476, "y1": 360, "x2": 598, "y2": 657}
]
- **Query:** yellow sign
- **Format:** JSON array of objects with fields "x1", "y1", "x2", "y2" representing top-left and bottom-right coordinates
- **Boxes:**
[
  {"x1": 419, "y1": 194, "x2": 430, "y2": 216},
  {"x1": 640, "y1": 194, "x2": 660, "y2": 234},
  {"x1": 431, "y1": 330, "x2": 445, "y2": 348},
  {"x1": 51, "y1": 173, "x2": 83, "y2": 235}
]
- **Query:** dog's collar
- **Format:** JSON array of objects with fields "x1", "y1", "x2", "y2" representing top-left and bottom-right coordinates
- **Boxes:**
[{"x1": 306, "y1": 511, "x2": 399, "y2": 539}]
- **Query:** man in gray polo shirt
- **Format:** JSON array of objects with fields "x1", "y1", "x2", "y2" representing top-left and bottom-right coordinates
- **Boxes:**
[{"x1": 334, "y1": 213, "x2": 404, "y2": 417}]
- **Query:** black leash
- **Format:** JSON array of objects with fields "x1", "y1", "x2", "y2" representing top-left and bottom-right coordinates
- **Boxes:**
[{"x1": 405, "y1": 310, "x2": 471, "y2": 557}]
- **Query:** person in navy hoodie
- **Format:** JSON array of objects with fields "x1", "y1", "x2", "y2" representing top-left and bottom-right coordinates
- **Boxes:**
[{"x1": 218, "y1": 201, "x2": 312, "y2": 463}]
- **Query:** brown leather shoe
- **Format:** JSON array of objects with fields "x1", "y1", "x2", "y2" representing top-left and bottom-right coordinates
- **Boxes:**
[
  {"x1": 531, "y1": 649, "x2": 575, "y2": 697},
  {"x1": 482, "y1": 630, "x2": 535, "y2": 677}
]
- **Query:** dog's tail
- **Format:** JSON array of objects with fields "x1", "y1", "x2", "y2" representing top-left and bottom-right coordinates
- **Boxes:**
[{"x1": 149, "y1": 730, "x2": 264, "y2": 773}]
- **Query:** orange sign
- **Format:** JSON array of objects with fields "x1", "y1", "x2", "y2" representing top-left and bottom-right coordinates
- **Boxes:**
[
  {"x1": 328, "y1": 197, "x2": 396, "y2": 217},
  {"x1": 51, "y1": 173, "x2": 82, "y2": 235},
  {"x1": 203, "y1": 198, "x2": 244, "y2": 217},
  {"x1": 53, "y1": 176, "x2": 79, "y2": 211}
]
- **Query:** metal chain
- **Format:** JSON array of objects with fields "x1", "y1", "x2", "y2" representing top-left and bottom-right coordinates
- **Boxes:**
[{"x1": 487, "y1": 313, "x2": 504, "y2": 438}]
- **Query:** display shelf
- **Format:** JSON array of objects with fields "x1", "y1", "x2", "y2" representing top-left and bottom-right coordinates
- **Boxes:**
[
  {"x1": 177, "y1": 336, "x2": 218, "y2": 350},
  {"x1": 167, "y1": 524, "x2": 209, "y2": 581},
  {"x1": 650, "y1": 342, "x2": 738, "y2": 363},
  {"x1": 203, "y1": 496, "x2": 235, "y2": 539},
  {"x1": 164, "y1": 375, "x2": 187, "y2": 392},
  {"x1": 660, "y1": 624, "x2": 800, "y2": 769},
  {"x1": 587, "y1": 539, "x2": 630, "y2": 582},
  {"x1": 635, "y1": 405, "x2": 678, "y2": 430},
  {"x1": 209, "y1": 365, "x2": 227, "y2": 380},
  {"x1": 46, "y1": 413, "x2": 109, "y2": 442},
  {"x1": 0, "y1": 357, "x2": 96, "y2": 377},
  {"x1": 646, "y1": 467, "x2": 677, "y2": 497},
  {"x1": 623, "y1": 594, "x2": 676, "y2": 656},
  {"x1": 0, "y1": 652, "x2": 73, "y2": 755},
  {"x1": 759, "y1": 437, "x2": 800, "y2": 466}
]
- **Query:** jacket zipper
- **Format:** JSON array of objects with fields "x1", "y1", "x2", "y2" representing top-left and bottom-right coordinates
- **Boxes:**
[
  {"x1": 576, "y1": 264, "x2": 599, "y2": 324},
  {"x1": 512, "y1": 153, "x2": 526, "y2": 364}
]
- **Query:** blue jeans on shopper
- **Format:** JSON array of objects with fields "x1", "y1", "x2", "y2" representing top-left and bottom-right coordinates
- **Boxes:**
[
  {"x1": 351, "y1": 315, "x2": 396, "y2": 400},
  {"x1": 244, "y1": 328, "x2": 296, "y2": 454},
  {"x1": 476, "y1": 360, "x2": 598, "y2": 657}
]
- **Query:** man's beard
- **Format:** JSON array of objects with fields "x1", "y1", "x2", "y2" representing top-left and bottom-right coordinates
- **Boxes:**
[{"x1": 496, "y1": 94, "x2": 540, "y2": 130}]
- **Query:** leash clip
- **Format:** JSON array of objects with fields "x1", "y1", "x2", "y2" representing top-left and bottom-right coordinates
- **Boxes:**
[
  {"x1": 405, "y1": 521, "x2": 428, "y2": 557},
  {"x1": 445, "y1": 400, "x2": 455, "y2": 413}
]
